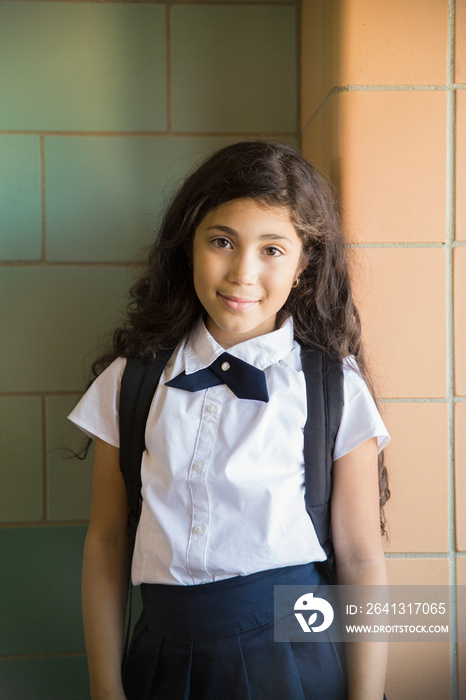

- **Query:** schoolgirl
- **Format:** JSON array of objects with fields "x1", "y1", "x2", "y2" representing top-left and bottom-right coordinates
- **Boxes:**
[{"x1": 69, "y1": 141, "x2": 390, "y2": 700}]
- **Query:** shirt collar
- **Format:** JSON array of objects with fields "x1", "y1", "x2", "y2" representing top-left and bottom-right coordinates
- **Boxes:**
[{"x1": 184, "y1": 316, "x2": 296, "y2": 374}]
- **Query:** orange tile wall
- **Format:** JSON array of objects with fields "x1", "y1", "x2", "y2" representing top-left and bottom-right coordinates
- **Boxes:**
[{"x1": 301, "y1": 1, "x2": 465, "y2": 698}]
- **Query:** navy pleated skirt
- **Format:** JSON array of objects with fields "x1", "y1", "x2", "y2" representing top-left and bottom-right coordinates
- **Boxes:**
[{"x1": 121, "y1": 563, "x2": 347, "y2": 700}]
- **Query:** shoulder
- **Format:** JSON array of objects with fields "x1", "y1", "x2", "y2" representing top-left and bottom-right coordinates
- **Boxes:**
[
  {"x1": 95, "y1": 356, "x2": 127, "y2": 386},
  {"x1": 340, "y1": 355, "x2": 376, "y2": 406},
  {"x1": 68, "y1": 357, "x2": 127, "y2": 446},
  {"x1": 334, "y1": 356, "x2": 390, "y2": 460}
]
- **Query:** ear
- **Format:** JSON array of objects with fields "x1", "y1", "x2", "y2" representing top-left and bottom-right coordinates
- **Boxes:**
[{"x1": 296, "y1": 256, "x2": 308, "y2": 278}]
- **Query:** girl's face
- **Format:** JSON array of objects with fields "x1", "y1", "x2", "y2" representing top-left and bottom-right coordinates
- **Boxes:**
[{"x1": 192, "y1": 198, "x2": 304, "y2": 348}]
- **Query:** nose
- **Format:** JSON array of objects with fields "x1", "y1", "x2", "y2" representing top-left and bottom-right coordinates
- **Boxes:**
[{"x1": 227, "y1": 250, "x2": 257, "y2": 285}]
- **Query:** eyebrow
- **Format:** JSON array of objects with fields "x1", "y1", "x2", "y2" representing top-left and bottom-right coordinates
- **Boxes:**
[{"x1": 206, "y1": 225, "x2": 294, "y2": 244}]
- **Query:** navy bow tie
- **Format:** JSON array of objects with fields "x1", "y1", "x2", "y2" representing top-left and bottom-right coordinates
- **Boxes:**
[{"x1": 165, "y1": 352, "x2": 269, "y2": 403}]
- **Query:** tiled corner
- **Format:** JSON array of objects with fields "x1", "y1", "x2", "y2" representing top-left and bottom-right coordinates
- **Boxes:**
[
  {"x1": 45, "y1": 136, "x2": 241, "y2": 262},
  {"x1": 0, "y1": 266, "x2": 131, "y2": 393},
  {"x1": 46, "y1": 396, "x2": 94, "y2": 522},
  {"x1": 0, "y1": 527, "x2": 86, "y2": 654},
  {"x1": 383, "y1": 403, "x2": 448, "y2": 553},
  {"x1": 0, "y1": 135, "x2": 41, "y2": 261},
  {"x1": 457, "y1": 90, "x2": 466, "y2": 241},
  {"x1": 455, "y1": 248, "x2": 466, "y2": 395},
  {"x1": 352, "y1": 248, "x2": 446, "y2": 398},
  {"x1": 301, "y1": 0, "x2": 339, "y2": 127},
  {"x1": 0, "y1": 3, "x2": 166, "y2": 132},
  {"x1": 337, "y1": 0, "x2": 448, "y2": 86},
  {"x1": 336, "y1": 91, "x2": 446, "y2": 243},
  {"x1": 455, "y1": 403, "x2": 466, "y2": 551},
  {"x1": 0, "y1": 397, "x2": 43, "y2": 523},
  {"x1": 301, "y1": 0, "x2": 448, "y2": 126},
  {"x1": 456, "y1": 0, "x2": 466, "y2": 84},
  {"x1": 0, "y1": 657, "x2": 89, "y2": 700},
  {"x1": 301, "y1": 94, "x2": 340, "y2": 183},
  {"x1": 171, "y1": 5, "x2": 297, "y2": 133}
]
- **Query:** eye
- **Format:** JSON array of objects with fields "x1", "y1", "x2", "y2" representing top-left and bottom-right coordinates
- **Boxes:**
[
  {"x1": 263, "y1": 246, "x2": 283, "y2": 257},
  {"x1": 212, "y1": 237, "x2": 232, "y2": 249}
]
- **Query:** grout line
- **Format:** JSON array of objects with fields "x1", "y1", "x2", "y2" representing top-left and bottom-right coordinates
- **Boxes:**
[
  {"x1": 447, "y1": 0, "x2": 456, "y2": 88},
  {"x1": 42, "y1": 396, "x2": 48, "y2": 523},
  {"x1": 0, "y1": 391, "x2": 84, "y2": 398},
  {"x1": 0, "y1": 652, "x2": 86, "y2": 661},
  {"x1": 39, "y1": 135, "x2": 47, "y2": 261},
  {"x1": 1, "y1": 0, "x2": 300, "y2": 6},
  {"x1": 166, "y1": 4, "x2": 172, "y2": 132},
  {"x1": 0, "y1": 261, "x2": 144, "y2": 268},
  {"x1": 379, "y1": 398, "x2": 447, "y2": 403},
  {"x1": 380, "y1": 397, "x2": 466, "y2": 402},
  {"x1": 385, "y1": 552, "x2": 451, "y2": 558},
  {"x1": 349, "y1": 242, "x2": 466, "y2": 248},
  {"x1": 0, "y1": 129, "x2": 298, "y2": 138},
  {"x1": 349, "y1": 242, "x2": 446, "y2": 248},
  {"x1": 301, "y1": 83, "x2": 466, "y2": 136},
  {"x1": 335, "y1": 83, "x2": 463, "y2": 91},
  {"x1": 0, "y1": 521, "x2": 89, "y2": 530},
  {"x1": 295, "y1": 0, "x2": 302, "y2": 151},
  {"x1": 301, "y1": 86, "x2": 340, "y2": 134},
  {"x1": 446, "y1": 2, "x2": 458, "y2": 698}
]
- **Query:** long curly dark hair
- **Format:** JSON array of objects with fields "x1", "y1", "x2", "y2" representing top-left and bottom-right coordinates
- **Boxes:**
[{"x1": 91, "y1": 140, "x2": 389, "y2": 533}]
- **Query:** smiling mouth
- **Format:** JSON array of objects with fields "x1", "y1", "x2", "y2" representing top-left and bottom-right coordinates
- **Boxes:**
[{"x1": 218, "y1": 294, "x2": 258, "y2": 311}]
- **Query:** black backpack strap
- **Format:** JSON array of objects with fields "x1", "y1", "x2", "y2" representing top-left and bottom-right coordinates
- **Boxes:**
[
  {"x1": 119, "y1": 349, "x2": 174, "y2": 542},
  {"x1": 301, "y1": 348, "x2": 344, "y2": 569}
]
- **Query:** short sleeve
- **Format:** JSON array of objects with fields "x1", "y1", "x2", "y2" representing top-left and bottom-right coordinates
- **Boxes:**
[
  {"x1": 68, "y1": 357, "x2": 127, "y2": 448},
  {"x1": 333, "y1": 357, "x2": 390, "y2": 461}
]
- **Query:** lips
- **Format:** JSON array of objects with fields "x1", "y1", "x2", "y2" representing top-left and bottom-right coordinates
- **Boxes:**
[{"x1": 218, "y1": 294, "x2": 258, "y2": 311}]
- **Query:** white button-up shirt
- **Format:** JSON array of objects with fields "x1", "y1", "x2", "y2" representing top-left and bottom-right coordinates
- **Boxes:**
[{"x1": 69, "y1": 318, "x2": 389, "y2": 585}]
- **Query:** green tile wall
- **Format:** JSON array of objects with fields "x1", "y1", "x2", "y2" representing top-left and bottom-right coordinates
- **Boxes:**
[
  {"x1": 0, "y1": 657, "x2": 89, "y2": 700},
  {"x1": 1, "y1": 0, "x2": 298, "y2": 691},
  {"x1": 0, "y1": 3, "x2": 167, "y2": 132},
  {"x1": 0, "y1": 397, "x2": 43, "y2": 522},
  {"x1": 0, "y1": 527, "x2": 86, "y2": 654},
  {"x1": 171, "y1": 5, "x2": 297, "y2": 133},
  {"x1": 0, "y1": 266, "x2": 131, "y2": 392},
  {"x1": 0, "y1": 135, "x2": 42, "y2": 260}
]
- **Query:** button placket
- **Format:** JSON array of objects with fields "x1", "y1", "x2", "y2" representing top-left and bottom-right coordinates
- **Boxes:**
[{"x1": 186, "y1": 385, "x2": 224, "y2": 582}]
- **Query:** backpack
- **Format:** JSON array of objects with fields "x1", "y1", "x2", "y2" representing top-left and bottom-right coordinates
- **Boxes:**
[{"x1": 119, "y1": 346, "x2": 344, "y2": 578}]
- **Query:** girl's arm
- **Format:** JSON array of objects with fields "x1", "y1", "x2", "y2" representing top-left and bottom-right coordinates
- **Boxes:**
[
  {"x1": 331, "y1": 437, "x2": 388, "y2": 700},
  {"x1": 82, "y1": 437, "x2": 132, "y2": 700}
]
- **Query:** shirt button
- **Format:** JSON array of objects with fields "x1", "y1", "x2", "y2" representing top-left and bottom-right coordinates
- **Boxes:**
[
  {"x1": 193, "y1": 462, "x2": 205, "y2": 473},
  {"x1": 221, "y1": 361, "x2": 230, "y2": 372},
  {"x1": 206, "y1": 403, "x2": 217, "y2": 414},
  {"x1": 193, "y1": 524, "x2": 206, "y2": 536}
]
